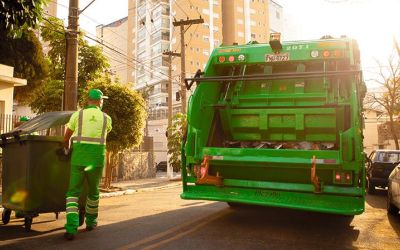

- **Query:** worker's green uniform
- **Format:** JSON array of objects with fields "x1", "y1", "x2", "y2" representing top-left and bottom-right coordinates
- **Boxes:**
[{"x1": 65, "y1": 105, "x2": 112, "y2": 234}]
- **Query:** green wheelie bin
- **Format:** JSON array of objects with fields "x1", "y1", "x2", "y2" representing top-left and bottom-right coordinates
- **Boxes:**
[{"x1": 0, "y1": 112, "x2": 86, "y2": 231}]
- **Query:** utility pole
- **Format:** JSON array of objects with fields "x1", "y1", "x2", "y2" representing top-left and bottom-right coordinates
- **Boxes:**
[
  {"x1": 64, "y1": 0, "x2": 79, "y2": 111},
  {"x1": 162, "y1": 51, "x2": 181, "y2": 127},
  {"x1": 172, "y1": 17, "x2": 204, "y2": 113}
]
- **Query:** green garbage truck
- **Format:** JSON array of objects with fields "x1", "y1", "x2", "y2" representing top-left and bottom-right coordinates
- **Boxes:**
[{"x1": 181, "y1": 34, "x2": 366, "y2": 215}]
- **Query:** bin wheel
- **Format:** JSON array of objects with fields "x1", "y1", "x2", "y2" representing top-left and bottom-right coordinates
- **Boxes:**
[
  {"x1": 24, "y1": 217, "x2": 32, "y2": 232},
  {"x1": 2, "y1": 209, "x2": 12, "y2": 224},
  {"x1": 55, "y1": 212, "x2": 59, "y2": 220},
  {"x1": 78, "y1": 209, "x2": 85, "y2": 227}
]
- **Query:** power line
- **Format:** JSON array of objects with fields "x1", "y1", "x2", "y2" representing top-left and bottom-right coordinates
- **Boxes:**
[
  {"x1": 40, "y1": 19, "x2": 171, "y2": 83},
  {"x1": 173, "y1": 0, "x2": 189, "y2": 18},
  {"x1": 187, "y1": 0, "x2": 202, "y2": 17},
  {"x1": 43, "y1": 15, "x2": 172, "y2": 81}
]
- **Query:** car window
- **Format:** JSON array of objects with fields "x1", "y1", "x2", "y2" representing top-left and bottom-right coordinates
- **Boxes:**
[{"x1": 375, "y1": 152, "x2": 400, "y2": 163}]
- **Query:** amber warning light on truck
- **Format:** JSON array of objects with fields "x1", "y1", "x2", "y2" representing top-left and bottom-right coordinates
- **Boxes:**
[{"x1": 269, "y1": 32, "x2": 282, "y2": 52}]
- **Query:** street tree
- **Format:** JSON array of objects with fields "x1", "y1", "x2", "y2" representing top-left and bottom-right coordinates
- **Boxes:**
[
  {"x1": 31, "y1": 17, "x2": 109, "y2": 111},
  {"x1": 167, "y1": 113, "x2": 187, "y2": 172},
  {"x1": 0, "y1": 0, "x2": 48, "y2": 36},
  {"x1": 366, "y1": 51, "x2": 400, "y2": 149},
  {"x1": 0, "y1": 28, "x2": 49, "y2": 103},
  {"x1": 29, "y1": 79, "x2": 64, "y2": 113},
  {"x1": 85, "y1": 79, "x2": 147, "y2": 189},
  {"x1": 40, "y1": 17, "x2": 109, "y2": 89}
]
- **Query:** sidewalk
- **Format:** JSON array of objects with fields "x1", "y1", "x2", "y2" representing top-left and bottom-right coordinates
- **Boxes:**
[
  {"x1": 0, "y1": 172, "x2": 182, "y2": 210},
  {"x1": 100, "y1": 172, "x2": 182, "y2": 198}
]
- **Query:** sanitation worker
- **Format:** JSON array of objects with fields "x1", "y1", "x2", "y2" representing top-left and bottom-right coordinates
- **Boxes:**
[{"x1": 63, "y1": 89, "x2": 112, "y2": 240}]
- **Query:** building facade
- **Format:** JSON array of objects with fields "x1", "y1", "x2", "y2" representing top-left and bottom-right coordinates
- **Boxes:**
[
  {"x1": 268, "y1": 0, "x2": 283, "y2": 34},
  {"x1": 222, "y1": 0, "x2": 270, "y2": 45},
  {"x1": 96, "y1": 17, "x2": 129, "y2": 84},
  {"x1": 127, "y1": 0, "x2": 271, "y2": 162}
]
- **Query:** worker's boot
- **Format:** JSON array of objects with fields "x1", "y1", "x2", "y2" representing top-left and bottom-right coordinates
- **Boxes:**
[
  {"x1": 64, "y1": 232, "x2": 75, "y2": 241},
  {"x1": 86, "y1": 223, "x2": 97, "y2": 231}
]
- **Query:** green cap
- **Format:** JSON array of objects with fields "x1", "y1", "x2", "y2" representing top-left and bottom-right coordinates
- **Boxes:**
[
  {"x1": 88, "y1": 89, "x2": 108, "y2": 100},
  {"x1": 20, "y1": 116, "x2": 30, "y2": 122}
]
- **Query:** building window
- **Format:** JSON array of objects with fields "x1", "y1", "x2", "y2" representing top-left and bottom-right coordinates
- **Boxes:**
[
  {"x1": 161, "y1": 31, "x2": 169, "y2": 41},
  {"x1": 276, "y1": 11, "x2": 280, "y2": 19}
]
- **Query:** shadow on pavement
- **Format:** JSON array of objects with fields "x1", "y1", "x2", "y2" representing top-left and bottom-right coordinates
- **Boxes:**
[
  {"x1": 0, "y1": 202, "x2": 361, "y2": 250},
  {"x1": 365, "y1": 189, "x2": 387, "y2": 209}
]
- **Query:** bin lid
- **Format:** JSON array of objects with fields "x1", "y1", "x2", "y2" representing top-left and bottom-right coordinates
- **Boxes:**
[{"x1": 1, "y1": 111, "x2": 74, "y2": 139}]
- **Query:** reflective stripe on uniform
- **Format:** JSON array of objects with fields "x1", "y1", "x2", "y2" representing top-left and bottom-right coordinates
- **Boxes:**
[
  {"x1": 100, "y1": 112, "x2": 107, "y2": 144},
  {"x1": 72, "y1": 109, "x2": 108, "y2": 145},
  {"x1": 86, "y1": 198, "x2": 99, "y2": 207},
  {"x1": 85, "y1": 205, "x2": 98, "y2": 214},
  {"x1": 66, "y1": 207, "x2": 79, "y2": 214},
  {"x1": 66, "y1": 197, "x2": 79, "y2": 203}
]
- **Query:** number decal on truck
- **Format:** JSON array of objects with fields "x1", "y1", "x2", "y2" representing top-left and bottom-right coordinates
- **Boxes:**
[{"x1": 265, "y1": 53, "x2": 289, "y2": 62}]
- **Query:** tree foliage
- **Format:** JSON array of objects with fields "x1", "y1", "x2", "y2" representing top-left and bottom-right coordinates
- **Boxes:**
[
  {"x1": 85, "y1": 79, "x2": 147, "y2": 153},
  {"x1": 30, "y1": 79, "x2": 63, "y2": 113},
  {"x1": 30, "y1": 17, "x2": 109, "y2": 111},
  {"x1": 0, "y1": 28, "x2": 49, "y2": 102},
  {"x1": 167, "y1": 113, "x2": 187, "y2": 171},
  {"x1": 0, "y1": 0, "x2": 48, "y2": 36},
  {"x1": 365, "y1": 51, "x2": 400, "y2": 149}
]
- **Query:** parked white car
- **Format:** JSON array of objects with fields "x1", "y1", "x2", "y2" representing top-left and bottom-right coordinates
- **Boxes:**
[{"x1": 387, "y1": 164, "x2": 400, "y2": 215}]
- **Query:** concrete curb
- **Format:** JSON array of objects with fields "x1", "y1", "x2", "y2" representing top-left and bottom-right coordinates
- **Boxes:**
[{"x1": 100, "y1": 182, "x2": 182, "y2": 198}]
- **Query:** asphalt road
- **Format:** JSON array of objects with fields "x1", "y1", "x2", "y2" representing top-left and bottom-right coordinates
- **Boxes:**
[{"x1": 0, "y1": 187, "x2": 399, "y2": 250}]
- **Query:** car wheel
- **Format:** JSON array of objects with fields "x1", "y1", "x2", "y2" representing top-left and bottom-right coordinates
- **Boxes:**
[
  {"x1": 387, "y1": 191, "x2": 399, "y2": 215},
  {"x1": 367, "y1": 179, "x2": 375, "y2": 194}
]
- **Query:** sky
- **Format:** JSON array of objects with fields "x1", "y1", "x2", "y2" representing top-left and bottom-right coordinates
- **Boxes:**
[
  {"x1": 56, "y1": 0, "x2": 400, "y2": 89},
  {"x1": 276, "y1": 0, "x2": 400, "y2": 89}
]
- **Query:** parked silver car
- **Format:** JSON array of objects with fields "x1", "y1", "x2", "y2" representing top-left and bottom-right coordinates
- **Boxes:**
[{"x1": 387, "y1": 164, "x2": 400, "y2": 215}]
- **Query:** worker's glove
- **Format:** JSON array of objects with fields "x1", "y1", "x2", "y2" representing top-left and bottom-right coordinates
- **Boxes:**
[{"x1": 56, "y1": 147, "x2": 71, "y2": 161}]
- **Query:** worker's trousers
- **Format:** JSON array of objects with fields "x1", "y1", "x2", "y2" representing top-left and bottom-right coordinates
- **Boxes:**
[{"x1": 65, "y1": 164, "x2": 103, "y2": 234}]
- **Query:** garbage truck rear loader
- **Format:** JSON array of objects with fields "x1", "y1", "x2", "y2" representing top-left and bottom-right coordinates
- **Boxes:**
[{"x1": 181, "y1": 35, "x2": 366, "y2": 215}]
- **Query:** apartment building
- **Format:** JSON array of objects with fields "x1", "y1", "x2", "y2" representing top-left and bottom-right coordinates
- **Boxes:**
[
  {"x1": 222, "y1": 0, "x2": 270, "y2": 45},
  {"x1": 269, "y1": 0, "x2": 283, "y2": 34},
  {"x1": 127, "y1": 0, "x2": 271, "y2": 162},
  {"x1": 96, "y1": 17, "x2": 129, "y2": 83}
]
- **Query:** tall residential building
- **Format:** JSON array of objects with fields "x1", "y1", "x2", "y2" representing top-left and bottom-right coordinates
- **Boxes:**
[
  {"x1": 269, "y1": 0, "x2": 283, "y2": 34},
  {"x1": 222, "y1": 0, "x2": 270, "y2": 45},
  {"x1": 96, "y1": 17, "x2": 129, "y2": 84},
  {"x1": 127, "y1": 0, "x2": 271, "y2": 162}
]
